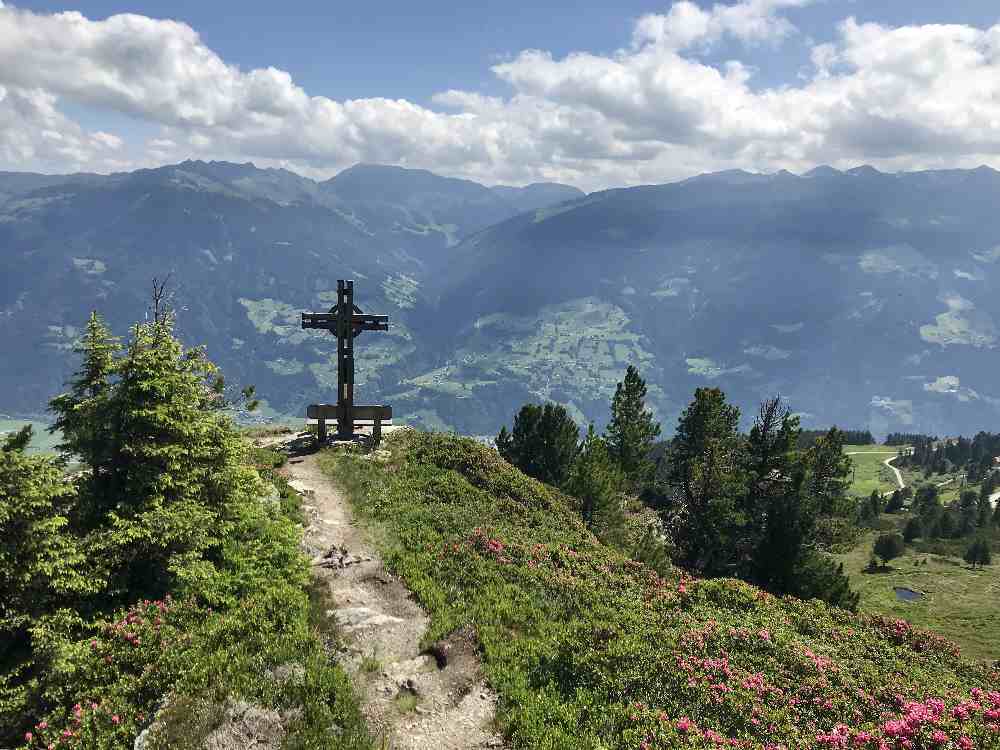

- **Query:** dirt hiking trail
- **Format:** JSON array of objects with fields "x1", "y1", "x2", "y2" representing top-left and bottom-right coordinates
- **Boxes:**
[{"x1": 267, "y1": 434, "x2": 504, "y2": 750}]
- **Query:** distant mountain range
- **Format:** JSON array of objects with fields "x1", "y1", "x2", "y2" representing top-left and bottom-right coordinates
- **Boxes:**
[{"x1": 2, "y1": 159, "x2": 999, "y2": 437}]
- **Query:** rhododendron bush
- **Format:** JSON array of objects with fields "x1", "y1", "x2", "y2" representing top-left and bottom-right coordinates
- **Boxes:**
[{"x1": 330, "y1": 432, "x2": 999, "y2": 750}]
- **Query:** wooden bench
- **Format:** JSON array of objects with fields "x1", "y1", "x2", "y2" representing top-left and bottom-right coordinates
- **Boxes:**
[{"x1": 306, "y1": 404, "x2": 392, "y2": 446}]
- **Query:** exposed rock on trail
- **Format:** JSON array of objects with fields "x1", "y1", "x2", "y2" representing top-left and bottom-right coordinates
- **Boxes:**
[{"x1": 269, "y1": 435, "x2": 504, "y2": 750}]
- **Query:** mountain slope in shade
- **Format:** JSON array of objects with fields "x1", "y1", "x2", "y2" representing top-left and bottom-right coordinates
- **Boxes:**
[
  {"x1": 2, "y1": 161, "x2": 1000, "y2": 437},
  {"x1": 422, "y1": 165, "x2": 1000, "y2": 436},
  {"x1": 0, "y1": 160, "x2": 580, "y2": 422}
]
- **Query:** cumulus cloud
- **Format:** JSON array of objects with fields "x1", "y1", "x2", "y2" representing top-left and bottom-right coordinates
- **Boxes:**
[
  {"x1": 632, "y1": 0, "x2": 813, "y2": 50},
  {"x1": 923, "y1": 375, "x2": 980, "y2": 402},
  {"x1": 3, "y1": 1, "x2": 1000, "y2": 186},
  {"x1": 0, "y1": 85, "x2": 127, "y2": 171}
]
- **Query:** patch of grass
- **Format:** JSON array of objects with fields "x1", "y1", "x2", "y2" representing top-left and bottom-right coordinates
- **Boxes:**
[
  {"x1": 241, "y1": 423, "x2": 296, "y2": 439},
  {"x1": 141, "y1": 693, "x2": 225, "y2": 750},
  {"x1": 844, "y1": 445, "x2": 902, "y2": 497},
  {"x1": 323, "y1": 432, "x2": 998, "y2": 750},
  {"x1": 360, "y1": 650, "x2": 383, "y2": 675},
  {"x1": 835, "y1": 520, "x2": 1000, "y2": 661},
  {"x1": 393, "y1": 691, "x2": 419, "y2": 714}
]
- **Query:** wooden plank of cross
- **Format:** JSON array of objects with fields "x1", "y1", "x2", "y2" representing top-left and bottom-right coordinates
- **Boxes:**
[{"x1": 301, "y1": 279, "x2": 389, "y2": 441}]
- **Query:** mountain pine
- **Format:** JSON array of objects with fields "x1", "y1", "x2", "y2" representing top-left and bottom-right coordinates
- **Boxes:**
[
  {"x1": 605, "y1": 365, "x2": 660, "y2": 488},
  {"x1": 496, "y1": 402, "x2": 580, "y2": 487}
]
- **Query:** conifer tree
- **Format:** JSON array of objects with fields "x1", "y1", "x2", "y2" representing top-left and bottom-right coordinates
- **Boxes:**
[
  {"x1": 49, "y1": 305, "x2": 260, "y2": 597},
  {"x1": 49, "y1": 312, "x2": 120, "y2": 478},
  {"x1": 903, "y1": 516, "x2": 922, "y2": 543},
  {"x1": 964, "y1": 539, "x2": 992, "y2": 569},
  {"x1": 606, "y1": 365, "x2": 661, "y2": 488},
  {"x1": 496, "y1": 402, "x2": 580, "y2": 487},
  {"x1": 804, "y1": 428, "x2": 852, "y2": 514},
  {"x1": 977, "y1": 483, "x2": 993, "y2": 527},
  {"x1": 667, "y1": 387, "x2": 743, "y2": 574},
  {"x1": 565, "y1": 425, "x2": 625, "y2": 540},
  {"x1": 873, "y1": 533, "x2": 904, "y2": 567},
  {"x1": 1, "y1": 426, "x2": 95, "y2": 650}
]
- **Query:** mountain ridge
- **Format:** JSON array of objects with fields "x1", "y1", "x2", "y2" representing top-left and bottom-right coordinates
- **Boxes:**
[{"x1": 2, "y1": 160, "x2": 999, "y2": 437}]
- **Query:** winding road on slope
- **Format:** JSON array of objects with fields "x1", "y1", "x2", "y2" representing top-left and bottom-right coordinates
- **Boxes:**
[
  {"x1": 843, "y1": 450, "x2": 906, "y2": 494},
  {"x1": 884, "y1": 455, "x2": 905, "y2": 491}
]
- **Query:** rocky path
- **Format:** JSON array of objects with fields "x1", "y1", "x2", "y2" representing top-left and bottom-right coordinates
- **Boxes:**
[{"x1": 271, "y1": 436, "x2": 503, "y2": 750}]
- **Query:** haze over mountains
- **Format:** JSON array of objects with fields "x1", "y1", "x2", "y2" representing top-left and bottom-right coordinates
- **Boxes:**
[{"x1": 2, "y1": 160, "x2": 999, "y2": 437}]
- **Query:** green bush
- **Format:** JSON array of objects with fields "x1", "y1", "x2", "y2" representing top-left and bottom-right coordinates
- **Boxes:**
[{"x1": 1, "y1": 311, "x2": 369, "y2": 749}]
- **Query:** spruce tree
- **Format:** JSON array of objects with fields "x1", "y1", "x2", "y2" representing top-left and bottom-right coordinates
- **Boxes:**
[
  {"x1": 1, "y1": 427, "x2": 96, "y2": 650},
  {"x1": 903, "y1": 516, "x2": 922, "y2": 543},
  {"x1": 667, "y1": 387, "x2": 743, "y2": 574},
  {"x1": 606, "y1": 365, "x2": 661, "y2": 488},
  {"x1": 52, "y1": 311, "x2": 260, "y2": 597},
  {"x1": 49, "y1": 312, "x2": 120, "y2": 477},
  {"x1": 496, "y1": 402, "x2": 580, "y2": 487},
  {"x1": 804, "y1": 428, "x2": 852, "y2": 515},
  {"x1": 873, "y1": 533, "x2": 905, "y2": 567},
  {"x1": 565, "y1": 425, "x2": 625, "y2": 541},
  {"x1": 964, "y1": 539, "x2": 992, "y2": 569}
]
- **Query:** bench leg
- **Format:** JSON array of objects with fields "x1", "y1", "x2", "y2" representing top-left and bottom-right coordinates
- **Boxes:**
[
  {"x1": 372, "y1": 418, "x2": 381, "y2": 451},
  {"x1": 317, "y1": 418, "x2": 327, "y2": 445}
]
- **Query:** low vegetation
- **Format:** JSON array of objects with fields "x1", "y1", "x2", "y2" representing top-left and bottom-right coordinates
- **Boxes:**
[
  {"x1": 1, "y1": 310, "x2": 369, "y2": 749},
  {"x1": 328, "y1": 431, "x2": 1000, "y2": 749}
]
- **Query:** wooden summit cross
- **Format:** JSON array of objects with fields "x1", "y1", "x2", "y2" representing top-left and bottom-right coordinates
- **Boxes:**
[{"x1": 301, "y1": 279, "x2": 391, "y2": 444}]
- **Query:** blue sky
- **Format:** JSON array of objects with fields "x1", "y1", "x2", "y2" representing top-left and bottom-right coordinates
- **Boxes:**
[{"x1": 3, "y1": 1, "x2": 1000, "y2": 188}]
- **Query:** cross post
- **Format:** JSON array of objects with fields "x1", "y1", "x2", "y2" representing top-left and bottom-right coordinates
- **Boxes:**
[{"x1": 301, "y1": 279, "x2": 389, "y2": 441}]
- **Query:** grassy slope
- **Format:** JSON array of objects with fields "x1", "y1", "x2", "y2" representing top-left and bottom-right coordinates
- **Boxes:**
[
  {"x1": 328, "y1": 432, "x2": 999, "y2": 750},
  {"x1": 835, "y1": 520, "x2": 1000, "y2": 662},
  {"x1": 845, "y1": 445, "x2": 903, "y2": 497},
  {"x1": 843, "y1": 447, "x2": 997, "y2": 660}
]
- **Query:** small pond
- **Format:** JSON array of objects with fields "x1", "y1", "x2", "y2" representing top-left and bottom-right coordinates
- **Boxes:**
[{"x1": 894, "y1": 586, "x2": 923, "y2": 602}]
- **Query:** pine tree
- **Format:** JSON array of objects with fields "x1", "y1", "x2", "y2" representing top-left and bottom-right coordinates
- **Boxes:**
[
  {"x1": 977, "y1": 483, "x2": 993, "y2": 527},
  {"x1": 49, "y1": 312, "x2": 120, "y2": 478},
  {"x1": 667, "y1": 387, "x2": 743, "y2": 574},
  {"x1": 804, "y1": 428, "x2": 852, "y2": 515},
  {"x1": 873, "y1": 533, "x2": 904, "y2": 567},
  {"x1": 885, "y1": 490, "x2": 905, "y2": 513},
  {"x1": 1, "y1": 428, "x2": 96, "y2": 645},
  {"x1": 606, "y1": 365, "x2": 661, "y2": 489},
  {"x1": 903, "y1": 516, "x2": 922, "y2": 543},
  {"x1": 496, "y1": 402, "x2": 580, "y2": 487},
  {"x1": 743, "y1": 396, "x2": 799, "y2": 538},
  {"x1": 55, "y1": 311, "x2": 260, "y2": 597},
  {"x1": 964, "y1": 539, "x2": 992, "y2": 569},
  {"x1": 565, "y1": 425, "x2": 625, "y2": 541}
]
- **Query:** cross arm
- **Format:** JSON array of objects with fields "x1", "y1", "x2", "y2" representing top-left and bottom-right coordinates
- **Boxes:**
[{"x1": 301, "y1": 312, "x2": 389, "y2": 331}]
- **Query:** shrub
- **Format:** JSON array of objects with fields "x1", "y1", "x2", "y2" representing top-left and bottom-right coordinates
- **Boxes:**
[{"x1": 873, "y1": 533, "x2": 905, "y2": 567}]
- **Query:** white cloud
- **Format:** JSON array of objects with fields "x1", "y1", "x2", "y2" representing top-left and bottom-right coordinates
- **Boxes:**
[
  {"x1": 0, "y1": 85, "x2": 128, "y2": 171},
  {"x1": 633, "y1": 0, "x2": 813, "y2": 50},
  {"x1": 923, "y1": 375, "x2": 980, "y2": 402},
  {"x1": 3, "y1": 2, "x2": 1000, "y2": 186},
  {"x1": 871, "y1": 396, "x2": 914, "y2": 425}
]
